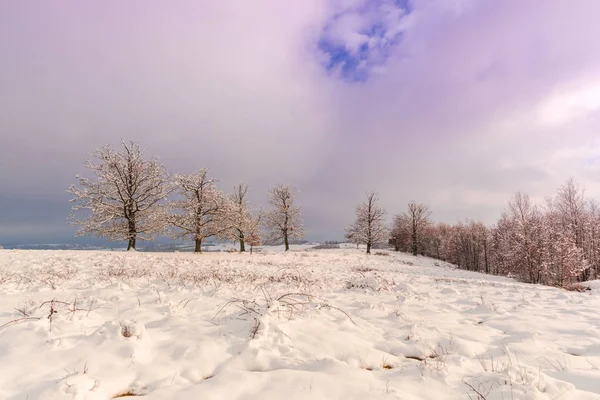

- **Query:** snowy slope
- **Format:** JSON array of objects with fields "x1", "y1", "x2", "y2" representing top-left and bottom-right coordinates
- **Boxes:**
[{"x1": 0, "y1": 248, "x2": 599, "y2": 399}]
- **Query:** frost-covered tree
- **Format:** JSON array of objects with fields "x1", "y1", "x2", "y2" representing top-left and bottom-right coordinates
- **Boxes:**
[
  {"x1": 68, "y1": 141, "x2": 171, "y2": 251},
  {"x1": 264, "y1": 185, "x2": 304, "y2": 251},
  {"x1": 344, "y1": 229, "x2": 361, "y2": 249},
  {"x1": 227, "y1": 183, "x2": 257, "y2": 252},
  {"x1": 425, "y1": 222, "x2": 451, "y2": 261},
  {"x1": 168, "y1": 169, "x2": 231, "y2": 253},
  {"x1": 245, "y1": 212, "x2": 263, "y2": 254},
  {"x1": 345, "y1": 191, "x2": 388, "y2": 254},
  {"x1": 490, "y1": 217, "x2": 511, "y2": 276},
  {"x1": 585, "y1": 200, "x2": 600, "y2": 279},
  {"x1": 384, "y1": 179, "x2": 600, "y2": 287},
  {"x1": 407, "y1": 202, "x2": 431, "y2": 256},
  {"x1": 542, "y1": 208, "x2": 588, "y2": 286},
  {"x1": 390, "y1": 213, "x2": 411, "y2": 252},
  {"x1": 390, "y1": 202, "x2": 431, "y2": 256},
  {"x1": 543, "y1": 182, "x2": 590, "y2": 285},
  {"x1": 471, "y1": 221, "x2": 492, "y2": 274},
  {"x1": 505, "y1": 193, "x2": 545, "y2": 283},
  {"x1": 553, "y1": 179, "x2": 587, "y2": 248}
]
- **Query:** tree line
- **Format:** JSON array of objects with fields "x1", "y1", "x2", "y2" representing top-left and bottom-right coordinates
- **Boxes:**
[
  {"x1": 70, "y1": 141, "x2": 596, "y2": 288},
  {"x1": 346, "y1": 180, "x2": 598, "y2": 288},
  {"x1": 68, "y1": 141, "x2": 304, "y2": 252}
]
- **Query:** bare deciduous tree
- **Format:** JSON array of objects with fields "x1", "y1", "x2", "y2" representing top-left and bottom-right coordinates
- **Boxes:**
[
  {"x1": 391, "y1": 202, "x2": 431, "y2": 256},
  {"x1": 168, "y1": 169, "x2": 231, "y2": 253},
  {"x1": 408, "y1": 179, "x2": 594, "y2": 287},
  {"x1": 227, "y1": 183, "x2": 258, "y2": 252},
  {"x1": 552, "y1": 178, "x2": 587, "y2": 250},
  {"x1": 245, "y1": 212, "x2": 263, "y2": 254},
  {"x1": 68, "y1": 141, "x2": 171, "y2": 251},
  {"x1": 264, "y1": 185, "x2": 304, "y2": 251},
  {"x1": 390, "y1": 213, "x2": 411, "y2": 252},
  {"x1": 544, "y1": 180, "x2": 590, "y2": 284},
  {"x1": 505, "y1": 192, "x2": 545, "y2": 283},
  {"x1": 345, "y1": 191, "x2": 388, "y2": 254},
  {"x1": 407, "y1": 202, "x2": 431, "y2": 256}
]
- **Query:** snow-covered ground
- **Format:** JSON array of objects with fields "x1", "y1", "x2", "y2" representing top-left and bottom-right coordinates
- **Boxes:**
[{"x1": 1, "y1": 248, "x2": 599, "y2": 400}]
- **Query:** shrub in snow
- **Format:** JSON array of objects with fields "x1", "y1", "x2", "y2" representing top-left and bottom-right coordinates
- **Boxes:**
[
  {"x1": 346, "y1": 277, "x2": 385, "y2": 291},
  {"x1": 312, "y1": 243, "x2": 341, "y2": 250},
  {"x1": 120, "y1": 320, "x2": 146, "y2": 339},
  {"x1": 36, "y1": 265, "x2": 79, "y2": 290},
  {"x1": 0, "y1": 268, "x2": 15, "y2": 285},
  {"x1": 563, "y1": 283, "x2": 591, "y2": 292}
]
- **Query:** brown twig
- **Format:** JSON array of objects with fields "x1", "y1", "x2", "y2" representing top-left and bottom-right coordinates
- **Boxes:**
[
  {"x1": 251, "y1": 318, "x2": 261, "y2": 339},
  {"x1": 0, "y1": 316, "x2": 41, "y2": 330}
]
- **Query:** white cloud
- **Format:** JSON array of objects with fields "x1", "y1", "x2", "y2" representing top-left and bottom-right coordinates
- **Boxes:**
[{"x1": 538, "y1": 80, "x2": 600, "y2": 127}]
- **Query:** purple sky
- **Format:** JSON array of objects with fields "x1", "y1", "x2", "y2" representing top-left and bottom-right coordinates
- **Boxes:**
[{"x1": 2, "y1": 0, "x2": 600, "y2": 244}]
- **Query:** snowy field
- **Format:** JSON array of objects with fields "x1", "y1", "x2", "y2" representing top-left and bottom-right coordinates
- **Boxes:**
[{"x1": 1, "y1": 248, "x2": 600, "y2": 399}]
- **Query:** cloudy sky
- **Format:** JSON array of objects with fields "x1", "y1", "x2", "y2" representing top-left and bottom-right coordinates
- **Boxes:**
[{"x1": 2, "y1": 0, "x2": 600, "y2": 245}]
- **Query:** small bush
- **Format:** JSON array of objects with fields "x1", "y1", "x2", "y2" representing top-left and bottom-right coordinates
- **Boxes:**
[
  {"x1": 564, "y1": 283, "x2": 591, "y2": 292},
  {"x1": 312, "y1": 243, "x2": 341, "y2": 250}
]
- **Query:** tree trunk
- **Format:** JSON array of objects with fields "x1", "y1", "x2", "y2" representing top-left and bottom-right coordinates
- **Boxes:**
[
  {"x1": 484, "y1": 239, "x2": 489, "y2": 274},
  {"x1": 284, "y1": 231, "x2": 289, "y2": 251},
  {"x1": 195, "y1": 238, "x2": 202, "y2": 253},
  {"x1": 127, "y1": 216, "x2": 136, "y2": 251},
  {"x1": 366, "y1": 242, "x2": 371, "y2": 254},
  {"x1": 412, "y1": 224, "x2": 418, "y2": 256},
  {"x1": 239, "y1": 231, "x2": 245, "y2": 252}
]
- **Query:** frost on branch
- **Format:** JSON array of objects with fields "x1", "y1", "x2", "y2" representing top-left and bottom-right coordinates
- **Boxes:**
[
  {"x1": 226, "y1": 183, "x2": 261, "y2": 252},
  {"x1": 390, "y1": 202, "x2": 431, "y2": 256},
  {"x1": 245, "y1": 212, "x2": 263, "y2": 254},
  {"x1": 410, "y1": 179, "x2": 594, "y2": 287},
  {"x1": 345, "y1": 191, "x2": 388, "y2": 254},
  {"x1": 68, "y1": 141, "x2": 171, "y2": 251},
  {"x1": 264, "y1": 185, "x2": 304, "y2": 251},
  {"x1": 168, "y1": 169, "x2": 231, "y2": 253}
]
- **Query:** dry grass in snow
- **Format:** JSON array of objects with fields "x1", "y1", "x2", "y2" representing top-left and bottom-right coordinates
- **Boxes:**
[{"x1": 1, "y1": 248, "x2": 600, "y2": 399}]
